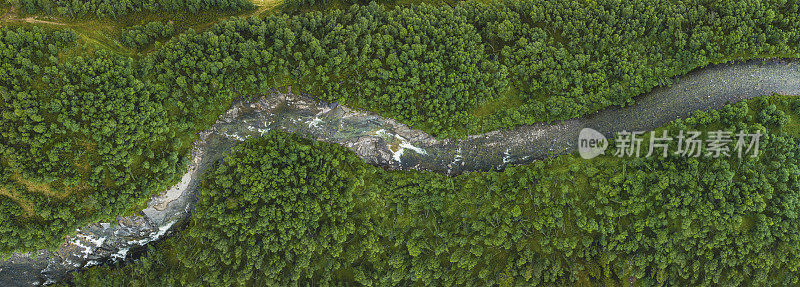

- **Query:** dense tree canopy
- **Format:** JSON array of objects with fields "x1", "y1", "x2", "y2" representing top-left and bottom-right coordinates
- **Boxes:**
[
  {"x1": 139, "y1": 0, "x2": 800, "y2": 136},
  {"x1": 71, "y1": 97, "x2": 800, "y2": 286}
]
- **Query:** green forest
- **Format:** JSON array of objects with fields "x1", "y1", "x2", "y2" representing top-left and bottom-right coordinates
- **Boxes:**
[
  {"x1": 8, "y1": 0, "x2": 800, "y2": 137},
  {"x1": 134, "y1": 0, "x2": 800, "y2": 137},
  {"x1": 1, "y1": 0, "x2": 800, "y2": 285},
  {"x1": 70, "y1": 96, "x2": 800, "y2": 286}
]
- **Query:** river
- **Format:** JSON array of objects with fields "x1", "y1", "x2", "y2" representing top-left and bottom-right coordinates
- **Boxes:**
[{"x1": 1, "y1": 59, "x2": 799, "y2": 285}]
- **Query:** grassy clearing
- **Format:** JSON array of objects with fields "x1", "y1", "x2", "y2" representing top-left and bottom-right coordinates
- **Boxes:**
[
  {"x1": 471, "y1": 87, "x2": 525, "y2": 118},
  {"x1": 0, "y1": 173, "x2": 94, "y2": 218},
  {"x1": 11, "y1": 173, "x2": 64, "y2": 199},
  {"x1": 0, "y1": 187, "x2": 34, "y2": 217},
  {"x1": 251, "y1": 0, "x2": 283, "y2": 14}
]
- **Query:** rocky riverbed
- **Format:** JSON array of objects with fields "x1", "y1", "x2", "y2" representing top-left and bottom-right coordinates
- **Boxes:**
[{"x1": 2, "y1": 59, "x2": 799, "y2": 285}]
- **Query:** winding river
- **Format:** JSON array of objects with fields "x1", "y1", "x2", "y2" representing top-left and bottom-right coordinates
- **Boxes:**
[{"x1": 1, "y1": 59, "x2": 799, "y2": 285}]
